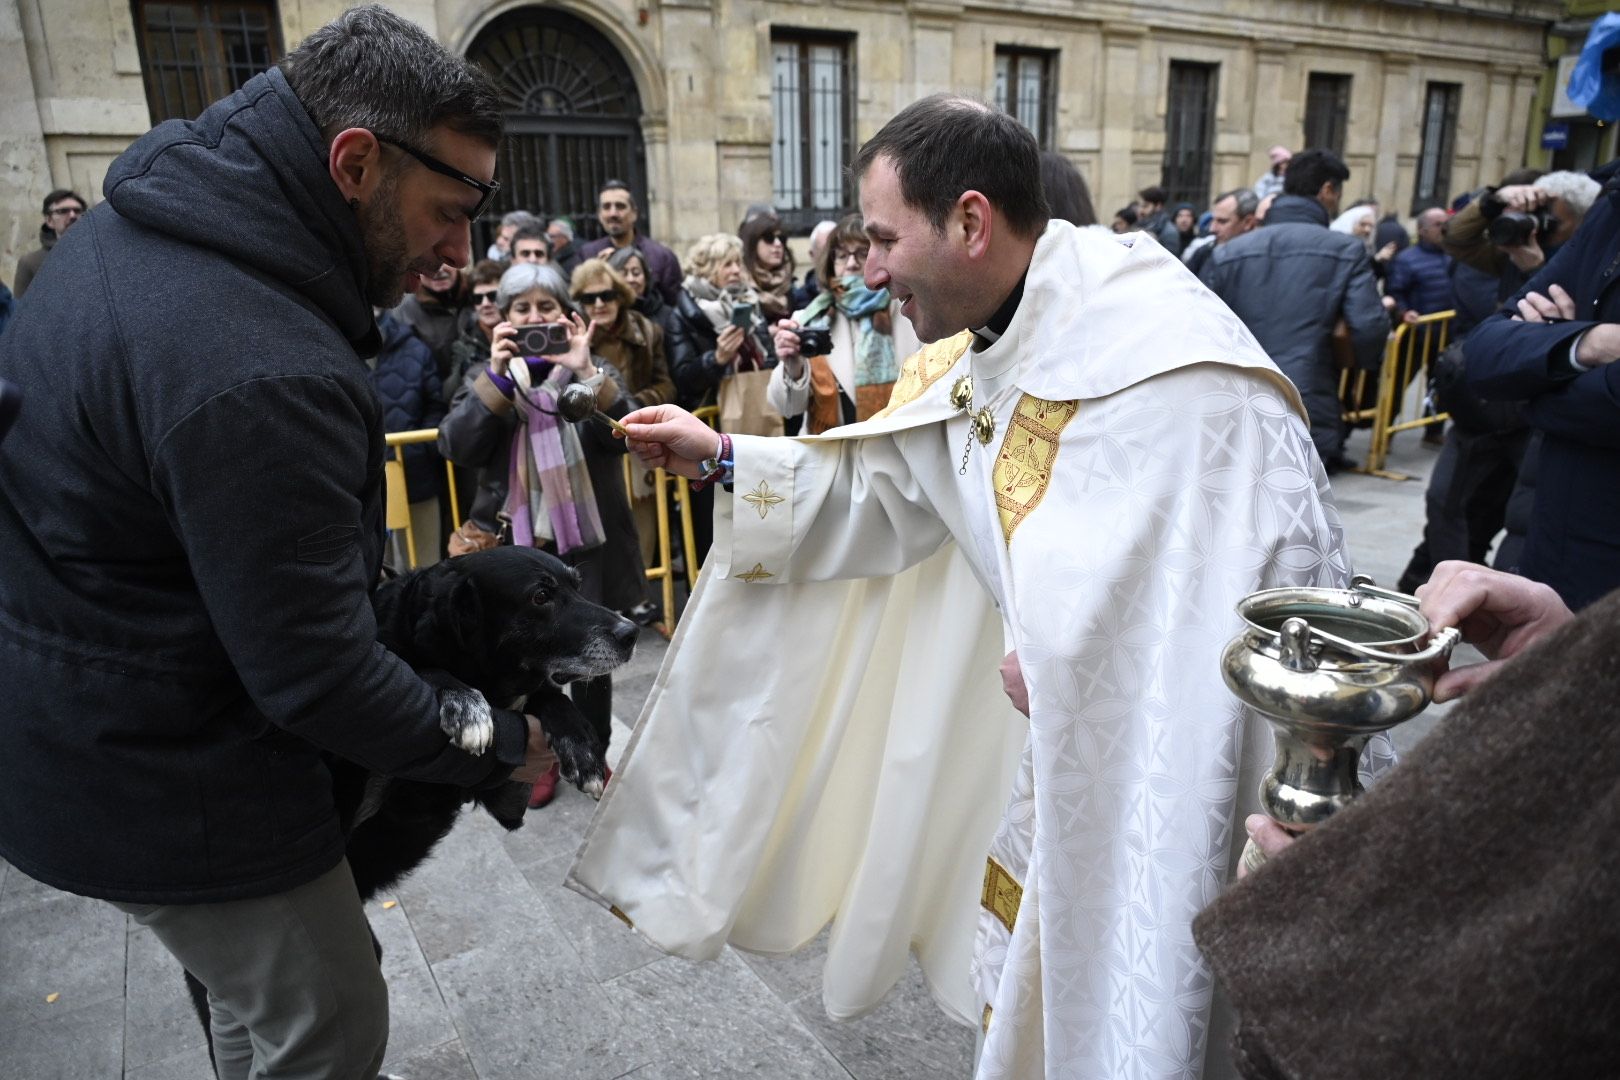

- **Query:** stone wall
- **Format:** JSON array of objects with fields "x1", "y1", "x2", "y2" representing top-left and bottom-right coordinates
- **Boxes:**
[{"x1": 4, "y1": 0, "x2": 1558, "y2": 286}]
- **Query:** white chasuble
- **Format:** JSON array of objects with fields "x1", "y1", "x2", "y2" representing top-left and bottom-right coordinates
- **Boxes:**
[{"x1": 570, "y1": 223, "x2": 1376, "y2": 1078}]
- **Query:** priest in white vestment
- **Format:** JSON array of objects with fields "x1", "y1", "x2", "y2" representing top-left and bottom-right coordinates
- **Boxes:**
[{"x1": 569, "y1": 96, "x2": 1379, "y2": 1079}]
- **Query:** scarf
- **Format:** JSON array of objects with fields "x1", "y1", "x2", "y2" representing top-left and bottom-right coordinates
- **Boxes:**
[
  {"x1": 504, "y1": 362, "x2": 604, "y2": 555},
  {"x1": 798, "y1": 276, "x2": 897, "y2": 388},
  {"x1": 750, "y1": 261, "x2": 793, "y2": 322},
  {"x1": 683, "y1": 275, "x2": 767, "y2": 371}
]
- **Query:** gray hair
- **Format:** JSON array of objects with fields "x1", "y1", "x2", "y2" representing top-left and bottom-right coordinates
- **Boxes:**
[
  {"x1": 1215, "y1": 188, "x2": 1260, "y2": 218},
  {"x1": 1536, "y1": 170, "x2": 1603, "y2": 217},
  {"x1": 279, "y1": 4, "x2": 502, "y2": 148},
  {"x1": 548, "y1": 218, "x2": 575, "y2": 241},
  {"x1": 500, "y1": 210, "x2": 542, "y2": 232},
  {"x1": 497, "y1": 262, "x2": 574, "y2": 314},
  {"x1": 605, "y1": 244, "x2": 646, "y2": 276}
]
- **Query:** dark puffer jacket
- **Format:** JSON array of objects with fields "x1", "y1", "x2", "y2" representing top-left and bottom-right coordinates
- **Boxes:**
[
  {"x1": 1386, "y1": 240, "x2": 1456, "y2": 317},
  {"x1": 1200, "y1": 194, "x2": 1388, "y2": 463},
  {"x1": 0, "y1": 68, "x2": 526, "y2": 904},
  {"x1": 372, "y1": 311, "x2": 446, "y2": 501}
]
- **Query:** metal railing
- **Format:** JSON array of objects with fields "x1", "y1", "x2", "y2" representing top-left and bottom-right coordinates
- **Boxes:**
[
  {"x1": 384, "y1": 429, "x2": 460, "y2": 570},
  {"x1": 1338, "y1": 310, "x2": 1454, "y2": 480}
]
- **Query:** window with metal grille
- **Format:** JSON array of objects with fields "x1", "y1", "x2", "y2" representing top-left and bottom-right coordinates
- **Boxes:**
[
  {"x1": 771, "y1": 31, "x2": 856, "y2": 233},
  {"x1": 132, "y1": 1, "x2": 281, "y2": 123},
  {"x1": 994, "y1": 47, "x2": 1056, "y2": 149},
  {"x1": 1414, "y1": 82, "x2": 1460, "y2": 214},
  {"x1": 1163, "y1": 61, "x2": 1217, "y2": 208},
  {"x1": 1304, "y1": 73, "x2": 1351, "y2": 157}
]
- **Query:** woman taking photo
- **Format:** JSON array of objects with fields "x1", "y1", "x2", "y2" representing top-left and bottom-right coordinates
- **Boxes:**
[
  {"x1": 572, "y1": 257, "x2": 677, "y2": 608},
  {"x1": 438, "y1": 262, "x2": 644, "y2": 807},
  {"x1": 668, "y1": 233, "x2": 774, "y2": 411},
  {"x1": 769, "y1": 213, "x2": 920, "y2": 433}
]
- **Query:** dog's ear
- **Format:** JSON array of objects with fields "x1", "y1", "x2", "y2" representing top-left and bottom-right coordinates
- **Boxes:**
[
  {"x1": 444, "y1": 574, "x2": 485, "y2": 656},
  {"x1": 412, "y1": 572, "x2": 485, "y2": 661}
]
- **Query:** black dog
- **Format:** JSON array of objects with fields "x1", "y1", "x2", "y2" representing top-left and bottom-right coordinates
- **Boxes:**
[{"x1": 185, "y1": 546, "x2": 637, "y2": 1060}]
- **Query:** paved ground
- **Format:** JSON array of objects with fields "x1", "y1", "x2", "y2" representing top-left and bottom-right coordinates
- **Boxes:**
[{"x1": 0, "y1": 429, "x2": 1467, "y2": 1079}]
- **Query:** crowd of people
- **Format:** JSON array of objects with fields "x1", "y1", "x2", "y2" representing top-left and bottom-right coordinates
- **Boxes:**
[{"x1": 2, "y1": 4, "x2": 1617, "y2": 1078}]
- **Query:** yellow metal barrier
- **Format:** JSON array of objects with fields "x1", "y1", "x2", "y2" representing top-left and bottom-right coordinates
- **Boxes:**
[
  {"x1": 384, "y1": 429, "x2": 460, "y2": 569},
  {"x1": 1361, "y1": 310, "x2": 1454, "y2": 480}
]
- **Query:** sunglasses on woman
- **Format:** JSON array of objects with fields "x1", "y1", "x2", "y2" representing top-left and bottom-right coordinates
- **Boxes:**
[
  {"x1": 762, "y1": 232, "x2": 787, "y2": 245},
  {"x1": 472, "y1": 289, "x2": 499, "y2": 306},
  {"x1": 578, "y1": 289, "x2": 618, "y2": 306}
]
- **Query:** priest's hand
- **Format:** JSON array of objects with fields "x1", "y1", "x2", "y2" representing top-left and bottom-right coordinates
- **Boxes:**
[
  {"x1": 999, "y1": 650, "x2": 1030, "y2": 717},
  {"x1": 621, "y1": 404, "x2": 721, "y2": 480},
  {"x1": 1416, "y1": 561, "x2": 1572, "y2": 702}
]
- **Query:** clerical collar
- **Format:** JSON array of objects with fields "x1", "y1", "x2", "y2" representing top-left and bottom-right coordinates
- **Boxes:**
[{"x1": 971, "y1": 273, "x2": 1026, "y2": 350}]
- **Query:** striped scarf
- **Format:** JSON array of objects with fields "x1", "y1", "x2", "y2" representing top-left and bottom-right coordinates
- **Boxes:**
[{"x1": 505, "y1": 362, "x2": 604, "y2": 554}]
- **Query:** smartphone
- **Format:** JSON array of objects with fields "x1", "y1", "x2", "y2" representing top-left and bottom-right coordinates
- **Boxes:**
[
  {"x1": 0, "y1": 378, "x2": 19, "y2": 445},
  {"x1": 729, "y1": 302, "x2": 755, "y2": 329},
  {"x1": 513, "y1": 322, "x2": 572, "y2": 356}
]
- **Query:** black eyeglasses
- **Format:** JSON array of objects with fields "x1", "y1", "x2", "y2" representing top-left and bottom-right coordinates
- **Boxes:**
[
  {"x1": 577, "y1": 289, "x2": 618, "y2": 306},
  {"x1": 48, "y1": 205, "x2": 84, "y2": 218},
  {"x1": 472, "y1": 290, "x2": 499, "y2": 306},
  {"x1": 376, "y1": 136, "x2": 500, "y2": 223},
  {"x1": 762, "y1": 232, "x2": 786, "y2": 244}
]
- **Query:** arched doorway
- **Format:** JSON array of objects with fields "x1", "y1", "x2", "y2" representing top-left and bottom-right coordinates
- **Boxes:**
[{"x1": 467, "y1": 7, "x2": 648, "y2": 246}]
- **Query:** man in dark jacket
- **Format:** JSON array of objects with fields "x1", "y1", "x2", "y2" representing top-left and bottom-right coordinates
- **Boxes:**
[
  {"x1": 12, "y1": 188, "x2": 86, "y2": 298},
  {"x1": 577, "y1": 180, "x2": 684, "y2": 306},
  {"x1": 1200, "y1": 148, "x2": 1388, "y2": 471},
  {"x1": 0, "y1": 7, "x2": 554, "y2": 1076},
  {"x1": 1386, "y1": 207, "x2": 1456, "y2": 322},
  {"x1": 1464, "y1": 159, "x2": 1620, "y2": 611}
]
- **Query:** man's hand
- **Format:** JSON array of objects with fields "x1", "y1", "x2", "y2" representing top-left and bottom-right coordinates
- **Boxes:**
[
  {"x1": 1494, "y1": 184, "x2": 1550, "y2": 213},
  {"x1": 510, "y1": 714, "x2": 559, "y2": 784},
  {"x1": 1575, "y1": 324, "x2": 1620, "y2": 367},
  {"x1": 621, "y1": 404, "x2": 722, "y2": 479},
  {"x1": 1503, "y1": 233, "x2": 1545, "y2": 274},
  {"x1": 1401, "y1": 309, "x2": 1421, "y2": 325},
  {"x1": 1416, "y1": 561, "x2": 1573, "y2": 702},
  {"x1": 999, "y1": 650, "x2": 1030, "y2": 717},
  {"x1": 1514, "y1": 283, "x2": 1576, "y2": 323},
  {"x1": 1236, "y1": 814, "x2": 1296, "y2": 879}
]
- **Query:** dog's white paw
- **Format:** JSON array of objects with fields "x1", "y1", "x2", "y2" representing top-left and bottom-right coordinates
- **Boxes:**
[
  {"x1": 582, "y1": 776, "x2": 605, "y2": 800},
  {"x1": 439, "y1": 687, "x2": 494, "y2": 755}
]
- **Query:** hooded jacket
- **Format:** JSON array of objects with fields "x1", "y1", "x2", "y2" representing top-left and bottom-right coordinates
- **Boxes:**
[{"x1": 0, "y1": 67, "x2": 525, "y2": 904}]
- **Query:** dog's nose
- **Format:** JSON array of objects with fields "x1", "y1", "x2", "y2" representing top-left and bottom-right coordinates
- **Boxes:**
[{"x1": 613, "y1": 618, "x2": 638, "y2": 647}]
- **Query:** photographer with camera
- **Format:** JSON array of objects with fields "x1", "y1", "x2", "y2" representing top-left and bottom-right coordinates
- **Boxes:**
[
  {"x1": 1460, "y1": 160, "x2": 1620, "y2": 610},
  {"x1": 1443, "y1": 169, "x2": 1600, "y2": 296},
  {"x1": 768, "y1": 213, "x2": 921, "y2": 433},
  {"x1": 438, "y1": 261, "x2": 640, "y2": 806}
]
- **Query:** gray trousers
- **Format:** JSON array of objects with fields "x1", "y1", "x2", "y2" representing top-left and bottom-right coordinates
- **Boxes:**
[{"x1": 114, "y1": 859, "x2": 388, "y2": 1080}]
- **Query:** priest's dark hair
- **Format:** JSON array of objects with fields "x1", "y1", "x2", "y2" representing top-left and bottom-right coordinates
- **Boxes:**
[
  {"x1": 1283, "y1": 149, "x2": 1351, "y2": 200},
  {"x1": 279, "y1": 3, "x2": 503, "y2": 149},
  {"x1": 853, "y1": 95, "x2": 1050, "y2": 239}
]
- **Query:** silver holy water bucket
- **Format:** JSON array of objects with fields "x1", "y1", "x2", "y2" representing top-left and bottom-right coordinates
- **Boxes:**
[{"x1": 1221, "y1": 576, "x2": 1459, "y2": 863}]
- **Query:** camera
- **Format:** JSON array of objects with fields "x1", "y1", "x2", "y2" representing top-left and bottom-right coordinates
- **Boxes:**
[
  {"x1": 513, "y1": 322, "x2": 571, "y2": 357},
  {"x1": 729, "y1": 302, "x2": 756, "y2": 328},
  {"x1": 1486, "y1": 208, "x2": 1555, "y2": 248},
  {"x1": 796, "y1": 326, "x2": 833, "y2": 356}
]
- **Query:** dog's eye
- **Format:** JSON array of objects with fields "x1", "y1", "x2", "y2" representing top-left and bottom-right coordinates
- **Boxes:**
[{"x1": 530, "y1": 588, "x2": 551, "y2": 607}]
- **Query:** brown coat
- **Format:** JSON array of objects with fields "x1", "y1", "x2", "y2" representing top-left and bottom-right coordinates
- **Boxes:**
[
  {"x1": 1194, "y1": 588, "x2": 1620, "y2": 1080},
  {"x1": 595, "y1": 307, "x2": 674, "y2": 409}
]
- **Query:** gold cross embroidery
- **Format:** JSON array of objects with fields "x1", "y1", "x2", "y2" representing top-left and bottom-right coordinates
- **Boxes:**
[
  {"x1": 737, "y1": 563, "x2": 775, "y2": 583},
  {"x1": 741, "y1": 480, "x2": 784, "y2": 520}
]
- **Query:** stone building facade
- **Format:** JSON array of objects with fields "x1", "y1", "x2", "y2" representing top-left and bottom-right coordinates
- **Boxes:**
[{"x1": 3, "y1": 0, "x2": 1560, "y2": 286}]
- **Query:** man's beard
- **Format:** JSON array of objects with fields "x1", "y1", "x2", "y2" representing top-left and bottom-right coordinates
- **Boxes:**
[{"x1": 358, "y1": 171, "x2": 437, "y2": 309}]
